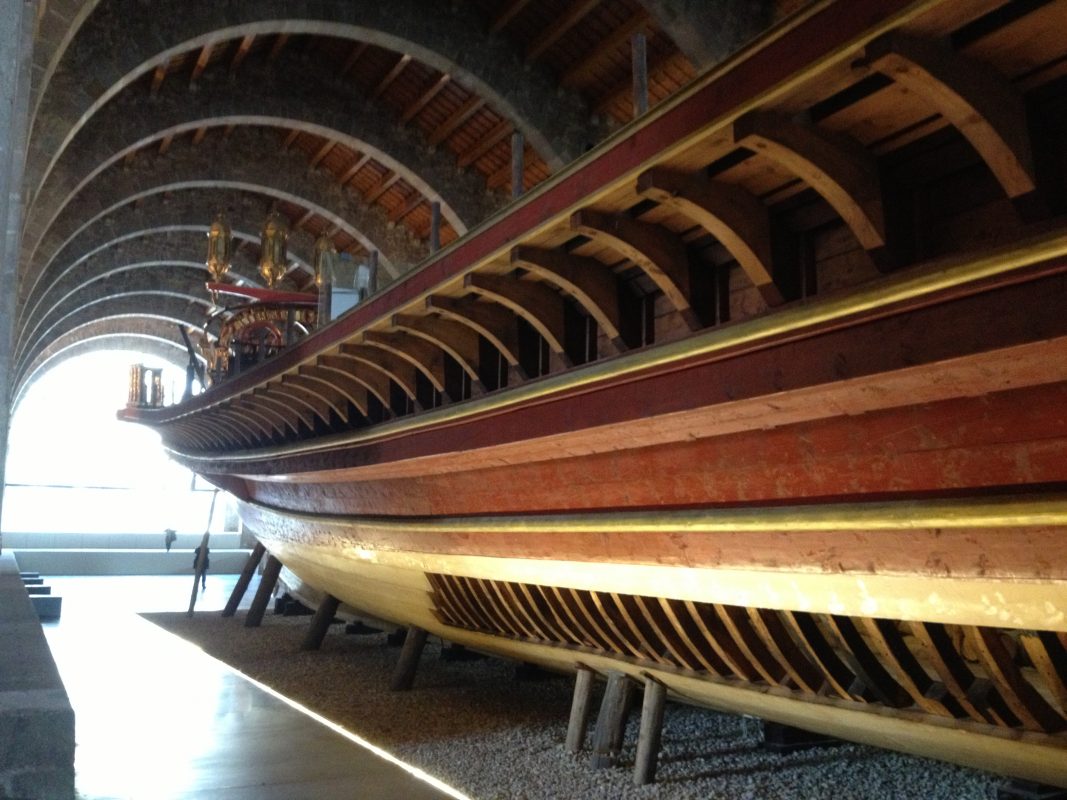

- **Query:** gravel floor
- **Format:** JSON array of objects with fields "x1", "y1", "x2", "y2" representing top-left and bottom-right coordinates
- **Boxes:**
[{"x1": 143, "y1": 611, "x2": 999, "y2": 800}]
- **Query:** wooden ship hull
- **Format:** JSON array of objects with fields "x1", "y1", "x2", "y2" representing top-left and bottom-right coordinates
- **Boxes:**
[{"x1": 122, "y1": 0, "x2": 1067, "y2": 785}]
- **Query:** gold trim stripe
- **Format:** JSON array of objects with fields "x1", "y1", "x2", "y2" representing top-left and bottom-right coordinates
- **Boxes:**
[{"x1": 241, "y1": 493, "x2": 1067, "y2": 534}]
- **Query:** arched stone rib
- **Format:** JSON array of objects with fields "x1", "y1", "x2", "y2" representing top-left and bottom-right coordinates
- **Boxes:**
[
  {"x1": 26, "y1": 52, "x2": 500, "y2": 264},
  {"x1": 16, "y1": 292, "x2": 213, "y2": 389},
  {"x1": 23, "y1": 128, "x2": 423, "y2": 305},
  {"x1": 28, "y1": 0, "x2": 600, "y2": 206},
  {"x1": 16, "y1": 298, "x2": 212, "y2": 392},
  {"x1": 19, "y1": 188, "x2": 312, "y2": 332},
  {"x1": 15, "y1": 322, "x2": 189, "y2": 409},
  {"x1": 19, "y1": 265, "x2": 215, "y2": 373},
  {"x1": 19, "y1": 230, "x2": 263, "y2": 357}
]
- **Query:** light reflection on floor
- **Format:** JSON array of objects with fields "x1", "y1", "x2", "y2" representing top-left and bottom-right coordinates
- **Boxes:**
[{"x1": 41, "y1": 575, "x2": 453, "y2": 800}]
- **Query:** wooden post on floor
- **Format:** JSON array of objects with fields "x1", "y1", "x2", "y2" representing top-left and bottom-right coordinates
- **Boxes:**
[
  {"x1": 186, "y1": 531, "x2": 211, "y2": 617},
  {"x1": 222, "y1": 542, "x2": 266, "y2": 617},
  {"x1": 633, "y1": 675, "x2": 667, "y2": 786},
  {"x1": 566, "y1": 665, "x2": 595, "y2": 753},
  {"x1": 390, "y1": 626, "x2": 428, "y2": 691},
  {"x1": 244, "y1": 555, "x2": 282, "y2": 628},
  {"x1": 591, "y1": 671, "x2": 633, "y2": 768},
  {"x1": 300, "y1": 594, "x2": 341, "y2": 651}
]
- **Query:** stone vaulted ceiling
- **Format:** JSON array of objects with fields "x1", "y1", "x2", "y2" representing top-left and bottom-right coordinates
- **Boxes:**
[{"x1": 9, "y1": 0, "x2": 781, "y2": 395}]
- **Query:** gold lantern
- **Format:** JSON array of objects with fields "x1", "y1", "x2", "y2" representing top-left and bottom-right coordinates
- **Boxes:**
[
  {"x1": 258, "y1": 211, "x2": 289, "y2": 288},
  {"x1": 205, "y1": 212, "x2": 232, "y2": 282},
  {"x1": 312, "y1": 235, "x2": 338, "y2": 288}
]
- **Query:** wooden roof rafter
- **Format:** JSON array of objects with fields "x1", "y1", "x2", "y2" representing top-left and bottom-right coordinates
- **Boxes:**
[
  {"x1": 231, "y1": 34, "x2": 256, "y2": 73},
  {"x1": 371, "y1": 53, "x2": 413, "y2": 101},
  {"x1": 526, "y1": 0, "x2": 602, "y2": 62},
  {"x1": 190, "y1": 41, "x2": 215, "y2": 86}
]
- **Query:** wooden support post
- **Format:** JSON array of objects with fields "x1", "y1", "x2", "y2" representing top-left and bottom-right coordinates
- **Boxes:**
[
  {"x1": 632, "y1": 33, "x2": 648, "y2": 118},
  {"x1": 222, "y1": 541, "x2": 266, "y2": 617},
  {"x1": 566, "y1": 666, "x2": 595, "y2": 753},
  {"x1": 633, "y1": 676, "x2": 666, "y2": 785},
  {"x1": 591, "y1": 671, "x2": 633, "y2": 768},
  {"x1": 186, "y1": 531, "x2": 210, "y2": 617},
  {"x1": 300, "y1": 593, "x2": 341, "y2": 651},
  {"x1": 367, "y1": 250, "x2": 379, "y2": 297},
  {"x1": 244, "y1": 555, "x2": 282, "y2": 628},
  {"x1": 511, "y1": 131, "x2": 524, "y2": 199},
  {"x1": 390, "y1": 626, "x2": 428, "y2": 691},
  {"x1": 430, "y1": 202, "x2": 441, "y2": 252}
]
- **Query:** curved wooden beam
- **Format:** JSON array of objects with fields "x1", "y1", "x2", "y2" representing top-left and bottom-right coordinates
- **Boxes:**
[
  {"x1": 338, "y1": 344, "x2": 420, "y2": 402},
  {"x1": 732, "y1": 111, "x2": 886, "y2": 257},
  {"x1": 463, "y1": 273, "x2": 569, "y2": 361},
  {"x1": 863, "y1": 33, "x2": 1035, "y2": 201},
  {"x1": 268, "y1": 381, "x2": 334, "y2": 426},
  {"x1": 237, "y1": 395, "x2": 299, "y2": 437},
  {"x1": 635, "y1": 168, "x2": 784, "y2": 306},
  {"x1": 509, "y1": 246, "x2": 623, "y2": 347},
  {"x1": 229, "y1": 398, "x2": 285, "y2": 439},
  {"x1": 425, "y1": 295, "x2": 522, "y2": 367},
  {"x1": 213, "y1": 407, "x2": 268, "y2": 445},
  {"x1": 164, "y1": 419, "x2": 213, "y2": 451},
  {"x1": 253, "y1": 387, "x2": 314, "y2": 431},
  {"x1": 315, "y1": 355, "x2": 393, "y2": 410},
  {"x1": 297, "y1": 365, "x2": 370, "y2": 418},
  {"x1": 391, "y1": 313, "x2": 482, "y2": 383},
  {"x1": 569, "y1": 209, "x2": 699, "y2": 330},
  {"x1": 363, "y1": 330, "x2": 448, "y2": 393},
  {"x1": 188, "y1": 414, "x2": 243, "y2": 450},
  {"x1": 282, "y1": 374, "x2": 350, "y2": 421}
]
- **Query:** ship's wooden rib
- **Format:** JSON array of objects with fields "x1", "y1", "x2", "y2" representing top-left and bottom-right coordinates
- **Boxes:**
[{"x1": 509, "y1": 246, "x2": 624, "y2": 349}]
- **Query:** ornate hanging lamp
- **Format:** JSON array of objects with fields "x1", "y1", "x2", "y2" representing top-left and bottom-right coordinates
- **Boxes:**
[
  {"x1": 313, "y1": 235, "x2": 339, "y2": 324},
  {"x1": 205, "y1": 212, "x2": 233, "y2": 282},
  {"x1": 258, "y1": 210, "x2": 289, "y2": 288},
  {"x1": 312, "y1": 235, "x2": 338, "y2": 287}
]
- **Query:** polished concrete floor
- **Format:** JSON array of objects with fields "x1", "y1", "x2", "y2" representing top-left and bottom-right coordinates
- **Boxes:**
[{"x1": 40, "y1": 575, "x2": 462, "y2": 800}]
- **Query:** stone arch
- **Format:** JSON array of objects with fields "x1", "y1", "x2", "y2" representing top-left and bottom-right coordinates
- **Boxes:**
[
  {"x1": 22, "y1": 127, "x2": 425, "y2": 307},
  {"x1": 27, "y1": 0, "x2": 599, "y2": 203},
  {"x1": 16, "y1": 290, "x2": 213, "y2": 386},
  {"x1": 20, "y1": 188, "x2": 314, "y2": 334},
  {"x1": 17, "y1": 232, "x2": 269, "y2": 368},
  {"x1": 25, "y1": 51, "x2": 501, "y2": 264},
  {"x1": 20, "y1": 222, "x2": 273, "y2": 344},
  {"x1": 15, "y1": 318, "x2": 198, "y2": 409}
]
